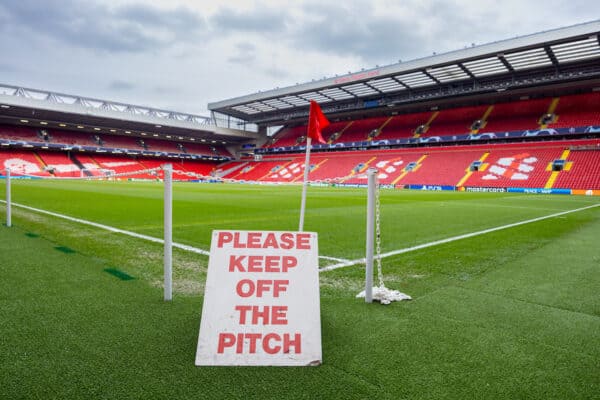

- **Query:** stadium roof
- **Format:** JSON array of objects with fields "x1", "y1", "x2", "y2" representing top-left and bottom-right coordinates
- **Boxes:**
[
  {"x1": 0, "y1": 83, "x2": 260, "y2": 145},
  {"x1": 209, "y1": 20, "x2": 600, "y2": 126}
]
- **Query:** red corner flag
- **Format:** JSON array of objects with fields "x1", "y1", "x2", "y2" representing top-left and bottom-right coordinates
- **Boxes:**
[{"x1": 307, "y1": 100, "x2": 330, "y2": 144}]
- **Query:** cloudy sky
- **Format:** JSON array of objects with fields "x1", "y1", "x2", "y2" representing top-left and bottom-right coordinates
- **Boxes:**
[{"x1": 0, "y1": 0, "x2": 598, "y2": 116}]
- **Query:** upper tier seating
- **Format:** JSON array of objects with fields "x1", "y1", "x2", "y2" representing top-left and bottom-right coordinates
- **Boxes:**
[
  {"x1": 424, "y1": 105, "x2": 489, "y2": 137},
  {"x1": 482, "y1": 98, "x2": 551, "y2": 133},
  {"x1": 335, "y1": 117, "x2": 389, "y2": 143},
  {"x1": 551, "y1": 92, "x2": 600, "y2": 128},
  {"x1": 377, "y1": 111, "x2": 432, "y2": 140}
]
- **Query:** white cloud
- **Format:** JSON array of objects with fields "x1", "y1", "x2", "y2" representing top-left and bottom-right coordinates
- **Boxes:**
[{"x1": 0, "y1": 0, "x2": 598, "y2": 115}]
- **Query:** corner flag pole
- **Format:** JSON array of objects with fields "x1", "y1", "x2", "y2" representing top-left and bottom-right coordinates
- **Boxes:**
[
  {"x1": 298, "y1": 136, "x2": 312, "y2": 231},
  {"x1": 299, "y1": 100, "x2": 329, "y2": 232},
  {"x1": 5, "y1": 167, "x2": 11, "y2": 228},
  {"x1": 163, "y1": 163, "x2": 173, "y2": 301},
  {"x1": 364, "y1": 168, "x2": 377, "y2": 303}
]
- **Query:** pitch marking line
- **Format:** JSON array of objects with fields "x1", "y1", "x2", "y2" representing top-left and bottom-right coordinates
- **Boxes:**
[
  {"x1": 3, "y1": 201, "x2": 598, "y2": 269},
  {"x1": 1, "y1": 200, "x2": 353, "y2": 263},
  {"x1": 1, "y1": 201, "x2": 211, "y2": 255},
  {"x1": 319, "y1": 203, "x2": 600, "y2": 272}
]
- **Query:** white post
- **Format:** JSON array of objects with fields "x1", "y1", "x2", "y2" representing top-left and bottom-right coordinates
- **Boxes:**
[
  {"x1": 163, "y1": 164, "x2": 173, "y2": 301},
  {"x1": 298, "y1": 136, "x2": 312, "y2": 232},
  {"x1": 365, "y1": 168, "x2": 377, "y2": 303},
  {"x1": 5, "y1": 168, "x2": 11, "y2": 228}
]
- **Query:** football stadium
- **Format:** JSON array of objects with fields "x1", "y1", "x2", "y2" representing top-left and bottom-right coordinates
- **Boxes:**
[{"x1": 1, "y1": 15, "x2": 600, "y2": 400}]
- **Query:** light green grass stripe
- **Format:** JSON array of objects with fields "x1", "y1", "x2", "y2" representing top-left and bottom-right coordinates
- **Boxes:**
[{"x1": 321, "y1": 202, "x2": 600, "y2": 271}]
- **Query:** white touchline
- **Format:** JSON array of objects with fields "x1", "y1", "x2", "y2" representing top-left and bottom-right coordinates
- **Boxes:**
[
  {"x1": 319, "y1": 202, "x2": 600, "y2": 272},
  {"x1": 0, "y1": 200, "x2": 354, "y2": 263},
  {"x1": 3, "y1": 200, "x2": 598, "y2": 270},
  {"x1": 0, "y1": 200, "x2": 211, "y2": 255}
]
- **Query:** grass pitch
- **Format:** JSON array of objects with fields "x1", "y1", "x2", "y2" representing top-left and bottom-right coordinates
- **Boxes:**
[{"x1": 1, "y1": 179, "x2": 599, "y2": 399}]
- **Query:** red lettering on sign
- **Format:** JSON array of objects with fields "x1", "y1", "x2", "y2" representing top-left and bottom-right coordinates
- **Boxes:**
[
  {"x1": 273, "y1": 280, "x2": 289, "y2": 297},
  {"x1": 229, "y1": 255, "x2": 245, "y2": 272},
  {"x1": 216, "y1": 231, "x2": 312, "y2": 250},
  {"x1": 247, "y1": 255, "x2": 263, "y2": 272},
  {"x1": 271, "y1": 305, "x2": 288, "y2": 325},
  {"x1": 246, "y1": 333, "x2": 262, "y2": 354},
  {"x1": 247, "y1": 232, "x2": 261, "y2": 248},
  {"x1": 236, "y1": 279, "x2": 254, "y2": 297},
  {"x1": 263, "y1": 333, "x2": 281, "y2": 354},
  {"x1": 284, "y1": 333, "x2": 302, "y2": 354},
  {"x1": 217, "y1": 332, "x2": 235, "y2": 353},
  {"x1": 217, "y1": 332, "x2": 302, "y2": 354},
  {"x1": 296, "y1": 233, "x2": 311, "y2": 250},
  {"x1": 217, "y1": 232, "x2": 233, "y2": 248},
  {"x1": 235, "y1": 279, "x2": 289, "y2": 298},
  {"x1": 235, "y1": 305, "x2": 289, "y2": 325},
  {"x1": 279, "y1": 232, "x2": 294, "y2": 249},
  {"x1": 228, "y1": 255, "x2": 297, "y2": 273},
  {"x1": 234, "y1": 305, "x2": 252, "y2": 324},
  {"x1": 263, "y1": 233, "x2": 279, "y2": 249}
]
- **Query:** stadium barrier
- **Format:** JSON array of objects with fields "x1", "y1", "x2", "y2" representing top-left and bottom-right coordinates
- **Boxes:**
[{"x1": 258, "y1": 125, "x2": 600, "y2": 154}]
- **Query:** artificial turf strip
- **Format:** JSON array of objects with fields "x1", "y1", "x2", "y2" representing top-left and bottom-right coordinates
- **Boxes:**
[
  {"x1": 104, "y1": 267, "x2": 135, "y2": 281},
  {"x1": 1, "y1": 181, "x2": 599, "y2": 399},
  {"x1": 54, "y1": 245, "x2": 76, "y2": 254}
]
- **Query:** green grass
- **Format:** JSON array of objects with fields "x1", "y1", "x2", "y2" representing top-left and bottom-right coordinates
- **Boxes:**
[{"x1": 1, "y1": 179, "x2": 599, "y2": 399}]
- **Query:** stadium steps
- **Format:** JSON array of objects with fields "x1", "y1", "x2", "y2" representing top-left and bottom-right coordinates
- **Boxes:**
[
  {"x1": 291, "y1": 159, "x2": 328, "y2": 182},
  {"x1": 330, "y1": 121, "x2": 354, "y2": 143},
  {"x1": 392, "y1": 154, "x2": 428, "y2": 185},
  {"x1": 472, "y1": 106, "x2": 494, "y2": 133},
  {"x1": 217, "y1": 161, "x2": 249, "y2": 178},
  {"x1": 334, "y1": 156, "x2": 377, "y2": 183},
  {"x1": 367, "y1": 117, "x2": 394, "y2": 141},
  {"x1": 544, "y1": 149, "x2": 571, "y2": 189},
  {"x1": 552, "y1": 149, "x2": 600, "y2": 190},
  {"x1": 539, "y1": 97, "x2": 560, "y2": 129},
  {"x1": 33, "y1": 151, "x2": 55, "y2": 176},
  {"x1": 70, "y1": 154, "x2": 93, "y2": 177},
  {"x1": 413, "y1": 111, "x2": 439, "y2": 138},
  {"x1": 456, "y1": 152, "x2": 490, "y2": 187}
]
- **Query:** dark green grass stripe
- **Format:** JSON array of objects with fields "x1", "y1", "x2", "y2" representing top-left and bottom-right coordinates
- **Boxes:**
[
  {"x1": 104, "y1": 268, "x2": 135, "y2": 281},
  {"x1": 54, "y1": 246, "x2": 76, "y2": 254},
  {"x1": 25, "y1": 232, "x2": 40, "y2": 238}
]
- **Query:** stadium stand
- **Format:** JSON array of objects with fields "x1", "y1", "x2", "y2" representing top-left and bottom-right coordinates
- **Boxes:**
[
  {"x1": 424, "y1": 105, "x2": 489, "y2": 137},
  {"x1": 48, "y1": 130, "x2": 95, "y2": 146},
  {"x1": 0, "y1": 150, "x2": 51, "y2": 177},
  {"x1": 221, "y1": 138, "x2": 600, "y2": 190},
  {"x1": 376, "y1": 111, "x2": 433, "y2": 140},
  {"x1": 0, "y1": 125, "x2": 43, "y2": 142},
  {"x1": 37, "y1": 152, "x2": 84, "y2": 178},
  {"x1": 482, "y1": 98, "x2": 552, "y2": 133},
  {"x1": 550, "y1": 147, "x2": 600, "y2": 190},
  {"x1": 550, "y1": 92, "x2": 600, "y2": 128},
  {"x1": 266, "y1": 126, "x2": 307, "y2": 148},
  {"x1": 334, "y1": 117, "x2": 389, "y2": 143}
]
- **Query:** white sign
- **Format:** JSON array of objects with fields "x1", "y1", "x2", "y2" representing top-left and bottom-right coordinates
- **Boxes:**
[{"x1": 195, "y1": 230, "x2": 322, "y2": 366}]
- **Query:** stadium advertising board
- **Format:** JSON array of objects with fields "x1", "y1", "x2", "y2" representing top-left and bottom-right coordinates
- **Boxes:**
[{"x1": 196, "y1": 230, "x2": 322, "y2": 366}]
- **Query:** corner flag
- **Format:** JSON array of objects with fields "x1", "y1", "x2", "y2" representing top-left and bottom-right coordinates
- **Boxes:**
[
  {"x1": 299, "y1": 101, "x2": 329, "y2": 231},
  {"x1": 307, "y1": 100, "x2": 330, "y2": 144}
]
